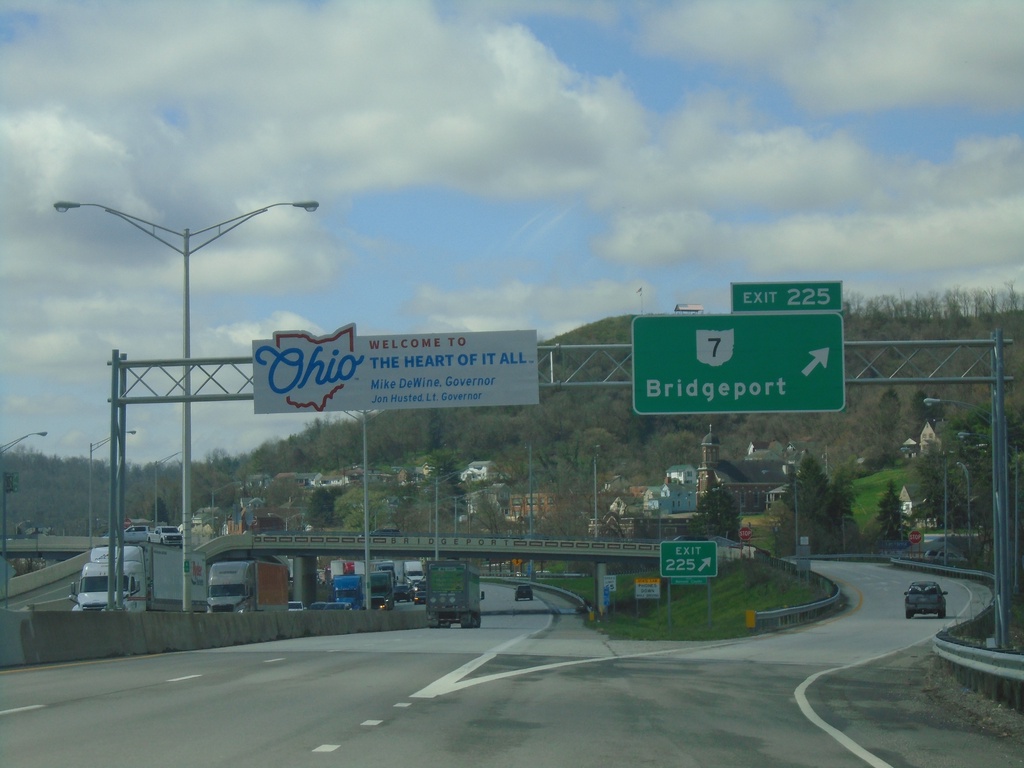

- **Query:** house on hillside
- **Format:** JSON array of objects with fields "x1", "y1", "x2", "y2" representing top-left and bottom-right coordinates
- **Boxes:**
[
  {"x1": 919, "y1": 421, "x2": 943, "y2": 454},
  {"x1": 461, "y1": 460, "x2": 497, "y2": 483},
  {"x1": 644, "y1": 483, "x2": 698, "y2": 516},
  {"x1": 900, "y1": 484, "x2": 924, "y2": 519},
  {"x1": 665, "y1": 464, "x2": 697, "y2": 484}
]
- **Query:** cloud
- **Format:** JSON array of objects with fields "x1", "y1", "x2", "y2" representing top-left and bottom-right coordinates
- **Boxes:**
[{"x1": 642, "y1": 0, "x2": 1024, "y2": 112}]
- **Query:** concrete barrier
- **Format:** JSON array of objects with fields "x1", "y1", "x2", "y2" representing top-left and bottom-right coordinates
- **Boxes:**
[
  {"x1": 3, "y1": 552, "x2": 89, "y2": 599},
  {"x1": 0, "y1": 608, "x2": 427, "y2": 668}
]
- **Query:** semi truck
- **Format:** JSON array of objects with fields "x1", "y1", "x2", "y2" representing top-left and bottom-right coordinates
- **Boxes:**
[
  {"x1": 207, "y1": 560, "x2": 289, "y2": 612},
  {"x1": 370, "y1": 570, "x2": 395, "y2": 610},
  {"x1": 332, "y1": 573, "x2": 365, "y2": 610},
  {"x1": 404, "y1": 560, "x2": 425, "y2": 585},
  {"x1": 70, "y1": 544, "x2": 207, "y2": 612},
  {"x1": 425, "y1": 560, "x2": 483, "y2": 628}
]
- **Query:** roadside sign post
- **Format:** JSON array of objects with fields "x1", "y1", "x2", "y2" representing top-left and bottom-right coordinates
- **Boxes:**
[
  {"x1": 660, "y1": 541, "x2": 718, "y2": 578},
  {"x1": 661, "y1": 541, "x2": 718, "y2": 630},
  {"x1": 633, "y1": 313, "x2": 845, "y2": 415},
  {"x1": 634, "y1": 577, "x2": 660, "y2": 619},
  {"x1": 908, "y1": 529, "x2": 923, "y2": 558}
]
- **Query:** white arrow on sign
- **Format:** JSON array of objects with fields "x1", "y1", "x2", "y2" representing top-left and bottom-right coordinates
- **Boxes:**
[
  {"x1": 801, "y1": 348, "x2": 829, "y2": 376},
  {"x1": 698, "y1": 557, "x2": 711, "y2": 572}
]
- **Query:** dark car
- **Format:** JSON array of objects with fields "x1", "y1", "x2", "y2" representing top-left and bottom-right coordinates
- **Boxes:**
[
  {"x1": 370, "y1": 527, "x2": 401, "y2": 537},
  {"x1": 515, "y1": 584, "x2": 533, "y2": 601},
  {"x1": 393, "y1": 581, "x2": 413, "y2": 603},
  {"x1": 904, "y1": 581, "x2": 947, "y2": 619}
]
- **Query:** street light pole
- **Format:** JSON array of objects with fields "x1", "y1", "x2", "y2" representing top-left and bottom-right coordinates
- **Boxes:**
[
  {"x1": 957, "y1": 461, "x2": 971, "y2": 559},
  {"x1": 89, "y1": 432, "x2": 135, "y2": 547},
  {"x1": 153, "y1": 451, "x2": 181, "y2": 526},
  {"x1": 55, "y1": 199, "x2": 319, "y2": 611},
  {"x1": 926, "y1": 388, "x2": 1011, "y2": 647},
  {"x1": 592, "y1": 446, "x2": 600, "y2": 540},
  {"x1": 942, "y1": 455, "x2": 949, "y2": 567},
  {"x1": 2, "y1": 431, "x2": 47, "y2": 608}
]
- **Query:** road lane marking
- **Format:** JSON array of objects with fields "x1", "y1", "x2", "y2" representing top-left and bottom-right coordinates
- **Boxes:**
[
  {"x1": 264, "y1": 658, "x2": 285, "y2": 663},
  {"x1": 313, "y1": 744, "x2": 340, "y2": 752},
  {"x1": 394, "y1": 702, "x2": 411, "y2": 708},
  {"x1": 0, "y1": 705, "x2": 45, "y2": 716},
  {"x1": 166, "y1": 674, "x2": 202, "y2": 682},
  {"x1": 794, "y1": 656, "x2": 896, "y2": 768},
  {"x1": 361, "y1": 720, "x2": 383, "y2": 726}
]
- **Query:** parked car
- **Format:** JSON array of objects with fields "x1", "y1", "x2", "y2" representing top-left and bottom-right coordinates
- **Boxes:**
[
  {"x1": 288, "y1": 601, "x2": 304, "y2": 611},
  {"x1": 515, "y1": 584, "x2": 534, "y2": 601},
  {"x1": 923, "y1": 549, "x2": 967, "y2": 564},
  {"x1": 147, "y1": 525, "x2": 183, "y2": 546},
  {"x1": 123, "y1": 525, "x2": 152, "y2": 543},
  {"x1": 904, "y1": 581, "x2": 947, "y2": 619},
  {"x1": 394, "y1": 581, "x2": 413, "y2": 603}
]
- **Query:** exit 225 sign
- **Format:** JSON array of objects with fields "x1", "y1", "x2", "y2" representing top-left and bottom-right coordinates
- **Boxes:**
[{"x1": 660, "y1": 541, "x2": 718, "y2": 578}]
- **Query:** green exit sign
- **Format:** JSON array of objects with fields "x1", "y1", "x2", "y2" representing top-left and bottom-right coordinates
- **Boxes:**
[
  {"x1": 661, "y1": 540, "x2": 718, "y2": 578},
  {"x1": 632, "y1": 313, "x2": 845, "y2": 414},
  {"x1": 731, "y1": 281, "x2": 842, "y2": 313}
]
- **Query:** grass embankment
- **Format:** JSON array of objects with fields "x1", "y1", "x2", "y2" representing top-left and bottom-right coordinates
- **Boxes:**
[{"x1": 539, "y1": 560, "x2": 828, "y2": 641}]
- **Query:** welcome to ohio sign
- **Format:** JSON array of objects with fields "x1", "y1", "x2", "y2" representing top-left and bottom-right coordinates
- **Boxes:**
[{"x1": 252, "y1": 324, "x2": 539, "y2": 414}]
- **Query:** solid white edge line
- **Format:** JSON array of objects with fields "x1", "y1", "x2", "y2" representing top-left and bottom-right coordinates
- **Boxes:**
[
  {"x1": 792, "y1": 578, "x2": 981, "y2": 768},
  {"x1": 0, "y1": 705, "x2": 46, "y2": 716}
]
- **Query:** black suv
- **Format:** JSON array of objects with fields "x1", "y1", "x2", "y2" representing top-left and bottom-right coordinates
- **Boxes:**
[
  {"x1": 904, "y1": 581, "x2": 947, "y2": 619},
  {"x1": 515, "y1": 584, "x2": 533, "y2": 601}
]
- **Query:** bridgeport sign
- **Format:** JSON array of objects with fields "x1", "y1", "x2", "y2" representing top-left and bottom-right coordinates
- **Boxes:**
[{"x1": 252, "y1": 324, "x2": 539, "y2": 414}]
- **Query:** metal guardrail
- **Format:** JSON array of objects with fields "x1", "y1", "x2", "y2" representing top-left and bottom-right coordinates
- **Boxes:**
[
  {"x1": 932, "y1": 632, "x2": 1024, "y2": 712},
  {"x1": 749, "y1": 553, "x2": 844, "y2": 632},
  {"x1": 890, "y1": 556, "x2": 1022, "y2": 711},
  {"x1": 752, "y1": 582, "x2": 843, "y2": 632}
]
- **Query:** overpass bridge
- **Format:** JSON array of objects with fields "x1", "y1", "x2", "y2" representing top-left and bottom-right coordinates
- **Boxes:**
[
  {"x1": 5, "y1": 532, "x2": 661, "y2": 566},
  {"x1": 203, "y1": 532, "x2": 661, "y2": 565},
  {"x1": 5, "y1": 532, "x2": 663, "y2": 607}
]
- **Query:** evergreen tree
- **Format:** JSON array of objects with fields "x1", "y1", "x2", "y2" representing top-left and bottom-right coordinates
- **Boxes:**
[
  {"x1": 875, "y1": 480, "x2": 904, "y2": 541},
  {"x1": 695, "y1": 484, "x2": 740, "y2": 539}
]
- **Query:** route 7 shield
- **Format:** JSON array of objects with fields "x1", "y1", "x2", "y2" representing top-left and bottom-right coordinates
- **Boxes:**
[{"x1": 696, "y1": 329, "x2": 733, "y2": 367}]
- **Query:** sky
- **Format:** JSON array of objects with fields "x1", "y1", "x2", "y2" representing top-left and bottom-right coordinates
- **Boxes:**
[{"x1": 1, "y1": 0, "x2": 1022, "y2": 465}]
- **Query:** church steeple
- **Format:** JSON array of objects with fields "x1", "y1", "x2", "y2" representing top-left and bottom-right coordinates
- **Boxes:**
[{"x1": 698, "y1": 425, "x2": 720, "y2": 496}]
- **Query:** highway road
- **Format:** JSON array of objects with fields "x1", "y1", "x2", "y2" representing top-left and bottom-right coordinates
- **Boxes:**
[{"x1": 1, "y1": 563, "x2": 1018, "y2": 767}]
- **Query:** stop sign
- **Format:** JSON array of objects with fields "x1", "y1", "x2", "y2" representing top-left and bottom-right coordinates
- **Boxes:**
[
  {"x1": 739, "y1": 526, "x2": 753, "y2": 542},
  {"x1": 908, "y1": 530, "x2": 923, "y2": 545}
]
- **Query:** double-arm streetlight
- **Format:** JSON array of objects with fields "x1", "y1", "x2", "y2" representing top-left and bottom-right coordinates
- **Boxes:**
[
  {"x1": 433, "y1": 469, "x2": 464, "y2": 560},
  {"x1": 55, "y1": 199, "x2": 318, "y2": 610},
  {"x1": 89, "y1": 432, "x2": 136, "y2": 546},
  {"x1": 2, "y1": 431, "x2": 47, "y2": 608}
]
